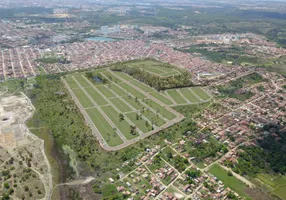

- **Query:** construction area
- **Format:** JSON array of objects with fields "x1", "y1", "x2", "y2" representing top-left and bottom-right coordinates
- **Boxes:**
[{"x1": 0, "y1": 93, "x2": 52, "y2": 200}]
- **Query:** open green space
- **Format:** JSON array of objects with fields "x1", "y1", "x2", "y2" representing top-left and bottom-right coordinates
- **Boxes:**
[
  {"x1": 123, "y1": 96, "x2": 145, "y2": 110},
  {"x1": 72, "y1": 88, "x2": 94, "y2": 108},
  {"x1": 108, "y1": 83, "x2": 126, "y2": 96},
  {"x1": 114, "y1": 71, "x2": 134, "y2": 81},
  {"x1": 110, "y1": 98, "x2": 132, "y2": 113},
  {"x1": 191, "y1": 88, "x2": 210, "y2": 100},
  {"x1": 272, "y1": 185, "x2": 286, "y2": 200},
  {"x1": 142, "y1": 109, "x2": 166, "y2": 127},
  {"x1": 73, "y1": 75, "x2": 91, "y2": 88},
  {"x1": 180, "y1": 88, "x2": 200, "y2": 102},
  {"x1": 166, "y1": 90, "x2": 187, "y2": 104},
  {"x1": 160, "y1": 70, "x2": 181, "y2": 77},
  {"x1": 150, "y1": 92, "x2": 173, "y2": 105},
  {"x1": 96, "y1": 85, "x2": 116, "y2": 98},
  {"x1": 86, "y1": 108, "x2": 123, "y2": 147},
  {"x1": 146, "y1": 99, "x2": 176, "y2": 120},
  {"x1": 101, "y1": 106, "x2": 137, "y2": 140},
  {"x1": 130, "y1": 80, "x2": 154, "y2": 93},
  {"x1": 125, "y1": 112, "x2": 151, "y2": 133},
  {"x1": 111, "y1": 60, "x2": 193, "y2": 90},
  {"x1": 101, "y1": 71, "x2": 122, "y2": 83},
  {"x1": 85, "y1": 87, "x2": 108, "y2": 106},
  {"x1": 209, "y1": 164, "x2": 251, "y2": 200},
  {"x1": 65, "y1": 77, "x2": 79, "y2": 89},
  {"x1": 257, "y1": 174, "x2": 277, "y2": 187},
  {"x1": 143, "y1": 66, "x2": 167, "y2": 75},
  {"x1": 118, "y1": 82, "x2": 146, "y2": 99}
]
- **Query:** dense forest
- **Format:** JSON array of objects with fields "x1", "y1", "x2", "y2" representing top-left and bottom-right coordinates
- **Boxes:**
[
  {"x1": 225, "y1": 124, "x2": 286, "y2": 177},
  {"x1": 111, "y1": 64, "x2": 193, "y2": 90}
]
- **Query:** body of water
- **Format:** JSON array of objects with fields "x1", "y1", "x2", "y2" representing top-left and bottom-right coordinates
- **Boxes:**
[{"x1": 85, "y1": 37, "x2": 116, "y2": 42}]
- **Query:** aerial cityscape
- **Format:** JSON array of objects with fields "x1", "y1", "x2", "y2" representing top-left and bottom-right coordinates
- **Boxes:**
[{"x1": 0, "y1": 0, "x2": 286, "y2": 200}]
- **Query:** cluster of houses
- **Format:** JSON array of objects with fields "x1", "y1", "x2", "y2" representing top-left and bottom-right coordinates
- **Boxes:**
[{"x1": 194, "y1": 175, "x2": 239, "y2": 200}]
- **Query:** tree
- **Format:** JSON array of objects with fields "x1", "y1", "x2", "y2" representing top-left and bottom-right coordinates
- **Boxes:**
[
  {"x1": 119, "y1": 113, "x2": 124, "y2": 121},
  {"x1": 4, "y1": 182, "x2": 10, "y2": 189},
  {"x1": 167, "y1": 152, "x2": 173, "y2": 159},
  {"x1": 130, "y1": 126, "x2": 137, "y2": 135}
]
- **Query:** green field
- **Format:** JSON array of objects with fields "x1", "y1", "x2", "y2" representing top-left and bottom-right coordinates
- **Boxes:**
[
  {"x1": 85, "y1": 87, "x2": 108, "y2": 106},
  {"x1": 110, "y1": 98, "x2": 133, "y2": 113},
  {"x1": 72, "y1": 88, "x2": 93, "y2": 108},
  {"x1": 96, "y1": 85, "x2": 116, "y2": 98},
  {"x1": 147, "y1": 99, "x2": 177, "y2": 120},
  {"x1": 131, "y1": 80, "x2": 154, "y2": 93},
  {"x1": 209, "y1": 164, "x2": 251, "y2": 199},
  {"x1": 125, "y1": 112, "x2": 151, "y2": 133},
  {"x1": 65, "y1": 77, "x2": 79, "y2": 89},
  {"x1": 121, "y1": 60, "x2": 181, "y2": 77},
  {"x1": 180, "y1": 88, "x2": 200, "y2": 102},
  {"x1": 73, "y1": 75, "x2": 91, "y2": 88},
  {"x1": 109, "y1": 84, "x2": 126, "y2": 96},
  {"x1": 150, "y1": 92, "x2": 173, "y2": 105},
  {"x1": 191, "y1": 87, "x2": 210, "y2": 100},
  {"x1": 118, "y1": 82, "x2": 146, "y2": 99},
  {"x1": 64, "y1": 62, "x2": 211, "y2": 148},
  {"x1": 166, "y1": 90, "x2": 187, "y2": 104},
  {"x1": 101, "y1": 106, "x2": 136, "y2": 140},
  {"x1": 86, "y1": 108, "x2": 123, "y2": 147},
  {"x1": 257, "y1": 174, "x2": 286, "y2": 199},
  {"x1": 143, "y1": 109, "x2": 166, "y2": 127},
  {"x1": 273, "y1": 185, "x2": 286, "y2": 200}
]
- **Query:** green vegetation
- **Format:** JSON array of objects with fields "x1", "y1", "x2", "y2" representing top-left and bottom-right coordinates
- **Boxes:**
[
  {"x1": 86, "y1": 108, "x2": 123, "y2": 146},
  {"x1": 160, "y1": 147, "x2": 189, "y2": 172},
  {"x1": 36, "y1": 56, "x2": 71, "y2": 64},
  {"x1": 179, "y1": 45, "x2": 261, "y2": 66},
  {"x1": 166, "y1": 90, "x2": 187, "y2": 104},
  {"x1": 217, "y1": 73, "x2": 264, "y2": 101},
  {"x1": 111, "y1": 60, "x2": 193, "y2": 91},
  {"x1": 209, "y1": 164, "x2": 251, "y2": 199}
]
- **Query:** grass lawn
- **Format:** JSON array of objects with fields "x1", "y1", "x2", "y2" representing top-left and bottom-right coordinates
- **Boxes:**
[
  {"x1": 191, "y1": 87, "x2": 210, "y2": 100},
  {"x1": 101, "y1": 71, "x2": 122, "y2": 83},
  {"x1": 101, "y1": 106, "x2": 137, "y2": 140},
  {"x1": 166, "y1": 90, "x2": 187, "y2": 104},
  {"x1": 73, "y1": 75, "x2": 91, "y2": 88},
  {"x1": 144, "y1": 66, "x2": 166, "y2": 75},
  {"x1": 85, "y1": 108, "x2": 123, "y2": 147},
  {"x1": 147, "y1": 99, "x2": 177, "y2": 120},
  {"x1": 65, "y1": 77, "x2": 79, "y2": 89},
  {"x1": 161, "y1": 70, "x2": 180, "y2": 77},
  {"x1": 96, "y1": 85, "x2": 116, "y2": 98},
  {"x1": 85, "y1": 87, "x2": 108, "y2": 106},
  {"x1": 272, "y1": 185, "x2": 286, "y2": 200},
  {"x1": 179, "y1": 88, "x2": 200, "y2": 102},
  {"x1": 110, "y1": 98, "x2": 133, "y2": 113},
  {"x1": 130, "y1": 80, "x2": 154, "y2": 93},
  {"x1": 118, "y1": 82, "x2": 145, "y2": 99},
  {"x1": 72, "y1": 88, "x2": 94, "y2": 108},
  {"x1": 123, "y1": 96, "x2": 145, "y2": 110},
  {"x1": 257, "y1": 174, "x2": 277, "y2": 187},
  {"x1": 209, "y1": 164, "x2": 251, "y2": 200},
  {"x1": 109, "y1": 83, "x2": 126, "y2": 96},
  {"x1": 150, "y1": 92, "x2": 173, "y2": 105},
  {"x1": 142, "y1": 109, "x2": 166, "y2": 127},
  {"x1": 114, "y1": 72, "x2": 134, "y2": 81},
  {"x1": 125, "y1": 112, "x2": 151, "y2": 133}
]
